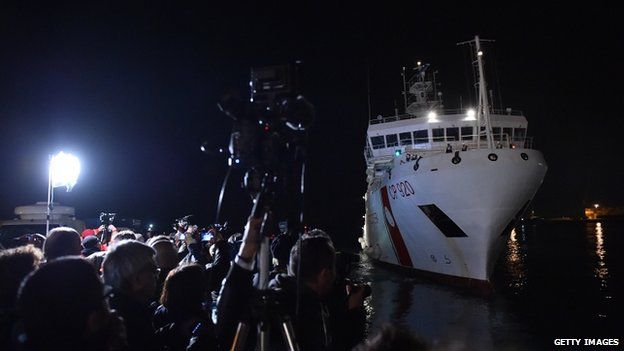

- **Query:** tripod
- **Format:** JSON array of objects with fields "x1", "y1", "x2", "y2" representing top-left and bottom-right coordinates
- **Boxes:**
[{"x1": 230, "y1": 176, "x2": 300, "y2": 351}]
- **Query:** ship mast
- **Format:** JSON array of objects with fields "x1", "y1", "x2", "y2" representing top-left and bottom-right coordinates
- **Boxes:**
[{"x1": 458, "y1": 35, "x2": 495, "y2": 149}]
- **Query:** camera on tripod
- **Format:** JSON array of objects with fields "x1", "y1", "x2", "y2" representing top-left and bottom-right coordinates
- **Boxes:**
[
  {"x1": 99, "y1": 212, "x2": 116, "y2": 226},
  {"x1": 218, "y1": 62, "x2": 314, "y2": 237},
  {"x1": 216, "y1": 63, "x2": 315, "y2": 351}
]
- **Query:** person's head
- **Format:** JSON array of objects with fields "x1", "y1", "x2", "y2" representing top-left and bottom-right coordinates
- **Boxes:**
[
  {"x1": 160, "y1": 264, "x2": 207, "y2": 314},
  {"x1": 0, "y1": 245, "x2": 43, "y2": 310},
  {"x1": 17, "y1": 257, "x2": 122, "y2": 350},
  {"x1": 13, "y1": 233, "x2": 46, "y2": 249},
  {"x1": 102, "y1": 240, "x2": 158, "y2": 302},
  {"x1": 147, "y1": 235, "x2": 179, "y2": 271},
  {"x1": 289, "y1": 232, "x2": 336, "y2": 296},
  {"x1": 81, "y1": 235, "x2": 101, "y2": 256},
  {"x1": 111, "y1": 230, "x2": 137, "y2": 244},
  {"x1": 43, "y1": 227, "x2": 82, "y2": 261}
]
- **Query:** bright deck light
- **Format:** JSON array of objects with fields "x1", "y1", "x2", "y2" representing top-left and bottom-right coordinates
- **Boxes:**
[
  {"x1": 464, "y1": 108, "x2": 476, "y2": 121},
  {"x1": 427, "y1": 111, "x2": 438, "y2": 122},
  {"x1": 50, "y1": 151, "x2": 81, "y2": 191}
]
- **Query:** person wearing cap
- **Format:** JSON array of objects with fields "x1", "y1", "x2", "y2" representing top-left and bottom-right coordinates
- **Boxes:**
[{"x1": 81, "y1": 235, "x2": 101, "y2": 257}]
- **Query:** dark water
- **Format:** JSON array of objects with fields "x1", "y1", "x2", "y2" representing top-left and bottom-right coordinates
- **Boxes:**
[{"x1": 352, "y1": 221, "x2": 624, "y2": 350}]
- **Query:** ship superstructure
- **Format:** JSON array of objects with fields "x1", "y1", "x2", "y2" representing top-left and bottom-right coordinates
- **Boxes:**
[{"x1": 360, "y1": 36, "x2": 547, "y2": 287}]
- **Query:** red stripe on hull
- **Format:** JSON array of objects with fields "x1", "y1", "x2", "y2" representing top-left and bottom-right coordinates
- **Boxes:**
[{"x1": 380, "y1": 186, "x2": 413, "y2": 267}]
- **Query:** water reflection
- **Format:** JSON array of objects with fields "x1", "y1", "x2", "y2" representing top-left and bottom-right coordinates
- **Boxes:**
[
  {"x1": 505, "y1": 227, "x2": 528, "y2": 294},
  {"x1": 591, "y1": 222, "x2": 611, "y2": 318},
  {"x1": 353, "y1": 253, "x2": 533, "y2": 350}
]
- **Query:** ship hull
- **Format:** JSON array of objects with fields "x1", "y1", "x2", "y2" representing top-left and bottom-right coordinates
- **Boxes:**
[{"x1": 361, "y1": 148, "x2": 547, "y2": 285}]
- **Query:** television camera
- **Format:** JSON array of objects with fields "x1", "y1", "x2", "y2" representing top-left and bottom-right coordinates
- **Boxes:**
[{"x1": 216, "y1": 63, "x2": 314, "y2": 351}]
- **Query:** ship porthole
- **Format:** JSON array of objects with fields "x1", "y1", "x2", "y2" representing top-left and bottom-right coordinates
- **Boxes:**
[
  {"x1": 488, "y1": 153, "x2": 498, "y2": 161},
  {"x1": 452, "y1": 151, "x2": 461, "y2": 164},
  {"x1": 521, "y1": 153, "x2": 529, "y2": 161}
]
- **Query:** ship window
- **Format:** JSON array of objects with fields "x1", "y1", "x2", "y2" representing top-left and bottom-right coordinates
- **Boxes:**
[
  {"x1": 432, "y1": 128, "x2": 444, "y2": 142},
  {"x1": 514, "y1": 128, "x2": 526, "y2": 142},
  {"x1": 399, "y1": 132, "x2": 412, "y2": 145},
  {"x1": 446, "y1": 127, "x2": 459, "y2": 141},
  {"x1": 461, "y1": 126, "x2": 473, "y2": 140},
  {"x1": 413, "y1": 130, "x2": 428, "y2": 144},
  {"x1": 371, "y1": 136, "x2": 385, "y2": 149},
  {"x1": 492, "y1": 127, "x2": 501, "y2": 141},
  {"x1": 385, "y1": 134, "x2": 398, "y2": 147},
  {"x1": 503, "y1": 128, "x2": 513, "y2": 142}
]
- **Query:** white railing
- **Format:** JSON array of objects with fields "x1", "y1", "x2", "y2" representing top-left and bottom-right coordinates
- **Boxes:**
[{"x1": 369, "y1": 108, "x2": 524, "y2": 125}]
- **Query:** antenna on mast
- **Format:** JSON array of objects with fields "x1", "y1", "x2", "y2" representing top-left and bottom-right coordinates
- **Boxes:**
[
  {"x1": 458, "y1": 35, "x2": 496, "y2": 149},
  {"x1": 367, "y1": 64, "x2": 372, "y2": 119}
]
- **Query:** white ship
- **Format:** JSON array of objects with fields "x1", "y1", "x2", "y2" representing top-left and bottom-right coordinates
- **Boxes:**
[{"x1": 359, "y1": 36, "x2": 547, "y2": 290}]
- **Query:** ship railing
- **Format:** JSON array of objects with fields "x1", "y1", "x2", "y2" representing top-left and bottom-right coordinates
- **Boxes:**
[
  {"x1": 369, "y1": 108, "x2": 524, "y2": 125},
  {"x1": 365, "y1": 135, "x2": 534, "y2": 161}
]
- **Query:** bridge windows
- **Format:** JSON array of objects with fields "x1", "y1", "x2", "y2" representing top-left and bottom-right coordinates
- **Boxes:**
[
  {"x1": 503, "y1": 128, "x2": 513, "y2": 142},
  {"x1": 399, "y1": 132, "x2": 413, "y2": 146},
  {"x1": 446, "y1": 127, "x2": 459, "y2": 141},
  {"x1": 492, "y1": 127, "x2": 501, "y2": 141},
  {"x1": 414, "y1": 130, "x2": 429, "y2": 144},
  {"x1": 385, "y1": 134, "x2": 398, "y2": 147},
  {"x1": 432, "y1": 128, "x2": 444, "y2": 142},
  {"x1": 461, "y1": 126, "x2": 473, "y2": 140},
  {"x1": 371, "y1": 136, "x2": 385, "y2": 149},
  {"x1": 514, "y1": 128, "x2": 526, "y2": 142}
]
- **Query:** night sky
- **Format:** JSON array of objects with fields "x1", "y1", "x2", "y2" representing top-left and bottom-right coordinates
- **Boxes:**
[{"x1": 1, "y1": 3, "x2": 621, "y2": 247}]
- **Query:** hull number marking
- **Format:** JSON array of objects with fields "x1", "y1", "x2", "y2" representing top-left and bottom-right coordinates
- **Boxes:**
[{"x1": 389, "y1": 180, "x2": 415, "y2": 199}]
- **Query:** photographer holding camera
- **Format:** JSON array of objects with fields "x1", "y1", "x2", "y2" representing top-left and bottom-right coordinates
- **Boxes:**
[
  {"x1": 81, "y1": 212, "x2": 118, "y2": 250},
  {"x1": 216, "y1": 217, "x2": 367, "y2": 350}
]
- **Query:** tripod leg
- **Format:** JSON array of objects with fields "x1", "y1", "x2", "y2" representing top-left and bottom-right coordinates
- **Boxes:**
[
  {"x1": 280, "y1": 317, "x2": 300, "y2": 351},
  {"x1": 257, "y1": 320, "x2": 270, "y2": 351},
  {"x1": 231, "y1": 322, "x2": 249, "y2": 351}
]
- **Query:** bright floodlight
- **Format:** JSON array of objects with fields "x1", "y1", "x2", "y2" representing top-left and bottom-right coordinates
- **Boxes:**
[
  {"x1": 464, "y1": 108, "x2": 476, "y2": 121},
  {"x1": 477, "y1": 51, "x2": 483, "y2": 56},
  {"x1": 427, "y1": 111, "x2": 438, "y2": 122},
  {"x1": 594, "y1": 204, "x2": 599, "y2": 209},
  {"x1": 50, "y1": 151, "x2": 81, "y2": 191}
]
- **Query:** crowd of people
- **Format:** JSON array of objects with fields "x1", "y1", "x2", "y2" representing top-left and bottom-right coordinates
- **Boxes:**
[{"x1": 0, "y1": 215, "x2": 427, "y2": 350}]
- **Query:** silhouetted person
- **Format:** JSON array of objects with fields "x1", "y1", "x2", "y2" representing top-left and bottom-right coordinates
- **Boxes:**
[
  {"x1": 103, "y1": 240, "x2": 160, "y2": 351},
  {"x1": 147, "y1": 235, "x2": 180, "y2": 299},
  {"x1": 153, "y1": 264, "x2": 216, "y2": 351},
  {"x1": 43, "y1": 227, "x2": 82, "y2": 261},
  {"x1": 217, "y1": 217, "x2": 362, "y2": 350},
  {"x1": 0, "y1": 245, "x2": 44, "y2": 348},
  {"x1": 17, "y1": 257, "x2": 126, "y2": 351}
]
